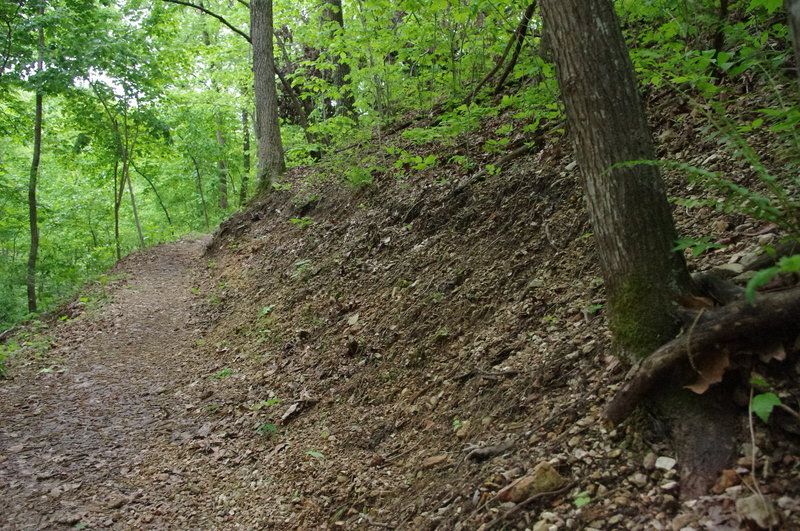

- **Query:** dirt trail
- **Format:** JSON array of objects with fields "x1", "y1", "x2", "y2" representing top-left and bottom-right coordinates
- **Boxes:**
[{"x1": 0, "y1": 237, "x2": 211, "y2": 530}]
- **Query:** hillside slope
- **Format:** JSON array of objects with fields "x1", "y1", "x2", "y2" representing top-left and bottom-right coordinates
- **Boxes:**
[
  {"x1": 1, "y1": 82, "x2": 798, "y2": 530},
  {"x1": 145, "y1": 83, "x2": 800, "y2": 529}
]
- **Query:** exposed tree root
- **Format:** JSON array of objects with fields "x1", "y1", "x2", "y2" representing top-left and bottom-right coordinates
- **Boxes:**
[{"x1": 605, "y1": 286, "x2": 800, "y2": 426}]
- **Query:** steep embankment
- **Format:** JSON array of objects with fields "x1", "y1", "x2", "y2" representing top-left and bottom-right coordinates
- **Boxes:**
[{"x1": 134, "y1": 86, "x2": 798, "y2": 528}]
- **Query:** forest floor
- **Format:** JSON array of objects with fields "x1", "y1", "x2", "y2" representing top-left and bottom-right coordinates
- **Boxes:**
[{"x1": 2, "y1": 84, "x2": 800, "y2": 530}]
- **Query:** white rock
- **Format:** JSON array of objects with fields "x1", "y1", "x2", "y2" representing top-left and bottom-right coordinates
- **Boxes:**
[
  {"x1": 736, "y1": 495, "x2": 780, "y2": 529},
  {"x1": 655, "y1": 456, "x2": 677, "y2": 471}
]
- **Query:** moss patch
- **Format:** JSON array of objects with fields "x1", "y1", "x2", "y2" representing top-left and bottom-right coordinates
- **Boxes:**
[{"x1": 609, "y1": 275, "x2": 679, "y2": 360}]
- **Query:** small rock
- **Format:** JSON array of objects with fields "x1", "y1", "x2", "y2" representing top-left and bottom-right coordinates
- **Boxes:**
[
  {"x1": 643, "y1": 452, "x2": 657, "y2": 470},
  {"x1": 565, "y1": 161, "x2": 578, "y2": 171},
  {"x1": 532, "y1": 521, "x2": 549, "y2": 531},
  {"x1": 671, "y1": 513, "x2": 696, "y2": 531},
  {"x1": 736, "y1": 495, "x2": 780, "y2": 529},
  {"x1": 661, "y1": 481, "x2": 678, "y2": 491},
  {"x1": 655, "y1": 456, "x2": 677, "y2": 471},
  {"x1": 629, "y1": 472, "x2": 648, "y2": 488},
  {"x1": 710, "y1": 263, "x2": 743, "y2": 278},
  {"x1": 499, "y1": 461, "x2": 565, "y2": 502}
]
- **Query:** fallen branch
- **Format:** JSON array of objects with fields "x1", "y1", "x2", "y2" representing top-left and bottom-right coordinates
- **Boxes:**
[{"x1": 605, "y1": 286, "x2": 800, "y2": 425}]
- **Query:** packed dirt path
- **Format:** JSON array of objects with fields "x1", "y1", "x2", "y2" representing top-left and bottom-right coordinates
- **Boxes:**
[{"x1": 0, "y1": 236, "x2": 212, "y2": 530}]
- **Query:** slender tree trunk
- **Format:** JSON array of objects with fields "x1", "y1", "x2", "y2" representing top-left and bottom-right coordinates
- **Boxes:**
[
  {"x1": 321, "y1": 0, "x2": 355, "y2": 118},
  {"x1": 126, "y1": 171, "x2": 145, "y2": 249},
  {"x1": 240, "y1": 108, "x2": 251, "y2": 205},
  {"x1": 27, "y1": 93, "x2": 42, "y2": 314},
  {"x1": 26, "y1": 7, "x2": 44, "y2": 313},
  {"x1": 493, "y1": 2, "x2": 537, "y2": 95},
  {"x1": 468, "y1": 2, "x2": 536, "y2": 103},
  {"x1": 113, "y1": 158, "x2": 122, "y2": 260},
  {"x1": 198, "y1": 8, "x2": 231, "y2": 208},
  {"x1": 132, "y1": 162, "x2": 173, "y2": 226},
  {"x1": 787, "y1": 0, "x2": 800, "y2": 92},
  {"x1": 541, "y1": 0, "x2": 736, "y2": 499},
  {"x1": 215, "y1": 121, "x2": 229, "y2": 209},
  {"x1": 251, "y1": 0, "x2": 285, "y2": 192},
  {"x1": 190, "y1": 154, "x2": 211, "y2": 230}
]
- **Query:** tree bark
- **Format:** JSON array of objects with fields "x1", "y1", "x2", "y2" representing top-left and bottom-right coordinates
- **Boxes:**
[
  {"x1": 27, "y1": 92, "x2": 42, "y2": 314},
  {"x1": 26, "y1": 5, "x2": 44, "y2": 313},
  {"x1": 126, "y1": 171, "x2": 145, "y2": 249},
  {"x1": 190, "y1": 154, "x2": 210, "y2": 230},
  {"x1": 540, "y1": 0, "x2": 733, "y2": 499},
  {"x1": 540, "y1": 0, "x2": 694, "y2": 358},
  {"x1": 215, "y1": 121, "x2": 229, "y2": 209},
  {"x1": 493, "y1": 2, "x2": 537, "y2": 95},
  {"x1": 320, "y1": 0, "x2": 355, "y2": 118},
  {"x1": 240, "y1": 108, "x2": 251, "y2": 205},
  {"x1": 467, "y1": 2, "x2": 536, "y2": 104},
  {"x1": 787, "y1": 0, "x2": 800, "y2": 92},
  {"x1": 251, "y1": 0, "x2": 285, "y2": 192}
]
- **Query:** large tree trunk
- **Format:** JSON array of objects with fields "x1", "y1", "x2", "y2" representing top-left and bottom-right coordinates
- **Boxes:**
[
  {"x1": 251, "y1": 0, "x2": 285, "y2": 192},
  {"x1": 540, "y1": 0, "x2": 734, "y2": 498},
  {"x1": 540, "y1": 0, "x2": 693, "y2": 357}
]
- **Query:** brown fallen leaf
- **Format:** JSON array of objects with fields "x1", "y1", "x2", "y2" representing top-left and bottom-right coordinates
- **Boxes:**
[
  {"x1": 685, "y1": 351, "x2": 730, "y2": 394},
  {"x1": 422, "y1": 454, "x2": 448, "y2": 467}
]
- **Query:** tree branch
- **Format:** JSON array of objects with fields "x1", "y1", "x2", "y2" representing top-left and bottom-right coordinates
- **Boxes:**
[{"x1": 161, "y1": 0, "x2": 251, "y2": 42}]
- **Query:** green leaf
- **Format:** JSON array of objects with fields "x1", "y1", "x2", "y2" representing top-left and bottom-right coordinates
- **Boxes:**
[
  {"x1": 751, "y1": 392, "x2": 782, "y2": 423},
  {"x1": 305, "y1": 450, "x2": 325, "y2": 459},
  {"x1": 745, "y1": 266, "x2": 780, "y2": 303}
]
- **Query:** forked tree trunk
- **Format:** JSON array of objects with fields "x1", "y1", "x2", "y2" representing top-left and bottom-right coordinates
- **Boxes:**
[
  {"x1": 540, "y1": 0, "x2": 735, "y2": 498},
  {"x1": 251, "y1": 0, "x2": 285, "y2": 192}
]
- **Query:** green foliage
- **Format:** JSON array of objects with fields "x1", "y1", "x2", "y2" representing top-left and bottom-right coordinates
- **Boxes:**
[
  {"x1": 573, "y1": 491, "x2": 591, "y2": 507},
  {"x1": 745, "y1": 253, "x2": 800, "y2": 303},
  {"x1": 752, "y1": 392, "x2": 782, "y2": 423},
  {"x1": 673, "y1": 236, "x2": 725, "y2": 257},
  {"x1": 289, "y1": 217, "x2": 314, "y2": 228},
  {"x1": 256, "y1": 422, "x2": 278, "y2": 437},
  {"x1": 212, "y1": 368, "x2": 232, "y2": 379},
  {"x1": 259, "y1": 304, "x2": 276, "y2": 317}
]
